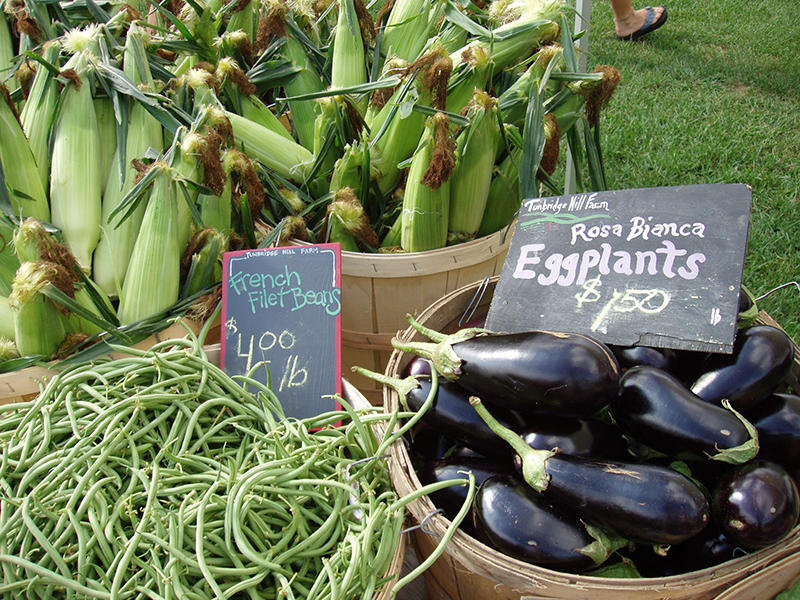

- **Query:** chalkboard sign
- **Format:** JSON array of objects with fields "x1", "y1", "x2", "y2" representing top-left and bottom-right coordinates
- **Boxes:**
[
  {"x1": 486, "y1": 184, "x2": 752, "y2": 353},
  {"x1": 220, "y1": 244, "x2": 342, "y2": 420}
]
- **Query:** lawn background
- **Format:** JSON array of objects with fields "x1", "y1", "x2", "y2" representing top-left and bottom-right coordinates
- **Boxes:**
[{"x1": 572, "y1": 0, "x2": 800, "y2": 341}]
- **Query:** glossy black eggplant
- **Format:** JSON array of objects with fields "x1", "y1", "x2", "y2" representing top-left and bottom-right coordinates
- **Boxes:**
[
  {"x1": 712, "y1": 460, "x2": 800, "y2": 550},
  {"x1": 470, "y1": 397, "x2": 710, "y2": 546},
  {"x1": 519, "y1": 415, "x2": 628, "y2": 459},
  {"x1": 665, "y1": 521, "x2": 749, "y2": 574},
  {"x1": 611, "y1": 344, "x2": 678, "y2": 374},
  {"x1": 416, "y1": 456, "x2": 517, "y2": 526},
  {"x1": 472, "y1": 475, "x2": 621, "y2": 573},
  {"x1": 690, "y1": 325, "x2": 795, "y2": 411},
  {"x1": 612, "y1": 366, "x2": 758, "y2": 463},
  {"x1": 393, "y1": 318, "x2": 621, "y2": 416},
  {"x1": 744, "y1": 393, "x2": 800, "y2": 472},
  {"x1": 355, "y1": 369, "x2": 526, "y2": 460}
]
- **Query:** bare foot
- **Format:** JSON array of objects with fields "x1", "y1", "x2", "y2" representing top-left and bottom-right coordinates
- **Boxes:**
[{"x1": 615, "y1": 6, "x2": 667, "y2": 40}]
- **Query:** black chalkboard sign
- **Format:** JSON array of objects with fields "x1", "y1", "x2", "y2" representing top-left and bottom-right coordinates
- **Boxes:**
[
  {"x1": 486, "y1": 184, "x2": 752, "y2": 353},
  {"x1": 220, "y1": 243, "x2": 342, "y2": 419}
]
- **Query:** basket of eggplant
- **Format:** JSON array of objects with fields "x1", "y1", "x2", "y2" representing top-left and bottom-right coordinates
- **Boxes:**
[{"x1": 355, "y1": 277, "x2": 800, "y2": 600}]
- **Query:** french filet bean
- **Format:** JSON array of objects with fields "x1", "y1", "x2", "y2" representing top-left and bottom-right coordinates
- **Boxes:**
[{"x1": 0, "y1": 335, "x2": 471, "y2": 599}]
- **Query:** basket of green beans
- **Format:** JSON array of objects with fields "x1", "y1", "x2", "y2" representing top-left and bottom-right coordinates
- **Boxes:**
[{"x1": 0, "y1": 328, "x2": 472, "y2": 599}]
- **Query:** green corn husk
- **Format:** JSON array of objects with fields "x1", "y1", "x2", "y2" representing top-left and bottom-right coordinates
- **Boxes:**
[
  {"x1": 498, "y1": 43, "x2": 563, "y2": 128},
  {"x1": 445, "y1": 45, "x2": 493, "y2": 115},
  {"x1": 198, "y1": 148, "x2": 238, "y2": 238},
  {"x1": 117, "y1": 162, "x2": 181, "y2": 326},
  {"x1": 217, "y1": 57, "x2": 295, "y2": 142},
  {"x1": 226, "y1": 0, "x2": 256, "y2": 41},
  {"x1": 448, "y1": 0, "x2": 564, "y2": 74},
  {"x1": 400, "y1": 112, "x2": 455, "y2": 252},
  {"x1": 0, "y1": 215, "x2": 20, "y2": 296},
  {"x1": 49, "y1": 29, "x2": 103, "y2": 273},
  {"x1": 93, "y1": 22, "x2": 165, "y2": 298},
  {"x1": 379, "y1": 212, "x2": 402, "y2": 249},
  {"x1": 330, "y1": 0, "x2": 371, "y2": 89},
  {"x1": 8, "y1": 261, "x2": 70, "y2": 358},
  {"x1": 477, "y1": 145, "x2": 521, "y2": 238},
  {"x1": 94, "y1": 96, "x2": 118, "y2": 198},
  {"x1": 447, "y1": 89, "x2": 501, "y2": 241},
  {"x1": 369, "y1": 43, "x2": 453, "y2": 198},
  {"x1": 226, "y1": 109, "x2": 314, "y2": 184},
  {"x1": 0, "y1": 9, "x2": 18, "y2": 94},
  {"x1": 181, "y1": 227, "x2": 225, "y2": 298},
  {"x1": 19, "y1": 40, "x2": 61, "y2": 192},
  {"x1": 319, "y1": 187, "x2": 379, "y2": 252},
  {"x1": 381, "y1": 0, "x2": 445, "y2": 63},
  {"x1": 274, "y1": 9, "x2": 327, "y2": 151},
  {"x1": 0, "y1": 85, "x2": 50, "y2": 221},
  {"x1": 173, "y1": 130, "x2": 213, "y2": 255}
]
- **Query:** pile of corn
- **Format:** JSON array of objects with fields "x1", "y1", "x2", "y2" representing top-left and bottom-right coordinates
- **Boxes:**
[{"x1": 0, "y1": 0, "x2": 618, "y2": 363}]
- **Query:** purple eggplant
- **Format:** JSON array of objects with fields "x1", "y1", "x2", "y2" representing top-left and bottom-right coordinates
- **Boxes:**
[
  {"x1": 519, "y1": 415, "x2": 629, "y2": 459},
  {"x1": 666, "y1": 521, "x2": 749, "y2": 574},
  {"x1": 712, "y1": 460, "x2": 800, "y2": 550},
  {"x1": 354, "y1": 369, "x2": 526, "y2": 460},
  {"x1": 470, "y1": 397, "x2": 710, "y2": 546},
  {"x1": 417, "y1": 456, "x2": 517, "y2": 529},
  {"x1": 611, "y1": 344, "x2": 678, "y2": 374},
  {"x1": 612, "y1": 366, "x2": 758, "y2": 464},
  {"x1": 743, "y1": 393, "x2": 800, "y2": 472},
  {"x1": 472, "y1": 475, "x2": 625, "y2": 573},
  {"x1": 690, "y1": 325, "x2": 795, "y2": 411},
  {"x1": 392, "y1": 318, "x2": 620, "y2": 416}
]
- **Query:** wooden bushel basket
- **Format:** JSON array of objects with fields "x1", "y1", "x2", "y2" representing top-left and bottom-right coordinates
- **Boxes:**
[
  {"x1": 383, "y1": 277, "x2": 800, "y2": 600},
  {"x1": 340, "y1": 225, "x2": 513, "y2": 406}
]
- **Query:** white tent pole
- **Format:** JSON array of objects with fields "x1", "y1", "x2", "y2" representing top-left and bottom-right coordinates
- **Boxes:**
[{"x1": 564, "y1": 0, "x2": 592, "y2": 195}]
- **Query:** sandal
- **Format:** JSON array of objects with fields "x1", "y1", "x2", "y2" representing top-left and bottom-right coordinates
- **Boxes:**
[{"x1": 616, "y1": 6, "x2": 668, "y2": 41}]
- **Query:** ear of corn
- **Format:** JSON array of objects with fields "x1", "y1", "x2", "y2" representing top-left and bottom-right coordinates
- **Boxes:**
[
  {"x1": 330, "y1": 0, "x2": 368, "y2": 89},
  {"x1": 19, "y1": 41, "x2": 61, "y2": 192},
  {"x1": 0, "y1": 85, "x2": 50, "y2": 222},
  {"x1": 117, "y1": 162, "x2": 181, "y2": 326},
  {"x1": 94, "y1": 97, "x2": 119, "y2": 198},
  {"x1": 0, "y1": 215, "x2": 19, "y2": 296},
  {"x1": 0, "y1": 10, "x2": 18, "y2": 94},
  {"x1": 381, "y1": 0, "x2": 444, "y2": 63},
  {"x1": 0, "y1": 294, "x2": 15, "y2": 342},
  {"x1": 400, "y1": 112, "x2": 454, "y2": 252},
  {"x1": 281, "y1": 25, "x2": 326, "y2": 151},
  {"x1": 49, "y1": 45, "x2": 103, "y2": 274},
  {"x1": 447, "y1": 89, "x2": 500, "y2": 241},
  {"x1": 226, "y1": 0, "x2": 256, "y2": 42},
  {"x1": 226, "y1": 109, "x2": 314, "y2": 184},
  {"x1": 93, "y1": 22, "x2": 166, "y2": 298},
  {"x1": 477, "y1": 146, "x2": 521, "y2": 238},
  {"x1": 8, "y1": 261, "x2": 69, "y2": 358},
  {"x1": 181, "y1": 226, "x2": 225, "y2": 298}
]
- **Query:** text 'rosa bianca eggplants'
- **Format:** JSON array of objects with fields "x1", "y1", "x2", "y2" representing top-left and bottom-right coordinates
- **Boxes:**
[{"x1": 391, "y1": 317, "x2": 621, "y2": 416}]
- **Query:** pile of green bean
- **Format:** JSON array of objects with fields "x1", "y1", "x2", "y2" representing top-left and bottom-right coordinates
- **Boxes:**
[{"x1": 0, "y1": 335, "x2": 472, "y2": 599}]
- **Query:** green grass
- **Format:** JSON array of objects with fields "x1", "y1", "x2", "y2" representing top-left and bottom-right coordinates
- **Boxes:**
[{"x1": 578, "y1": 0, "x2": 800, "y2": 341}]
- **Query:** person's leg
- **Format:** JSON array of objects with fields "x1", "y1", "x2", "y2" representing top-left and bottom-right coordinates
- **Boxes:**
[{"x1": 609, "y1": 0, "x2": 666, "y2": 39}]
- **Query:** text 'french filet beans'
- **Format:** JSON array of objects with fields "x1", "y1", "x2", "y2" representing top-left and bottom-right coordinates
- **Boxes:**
[{"x1": 0, "y1": 332, "x2": 472, "y2": 598}]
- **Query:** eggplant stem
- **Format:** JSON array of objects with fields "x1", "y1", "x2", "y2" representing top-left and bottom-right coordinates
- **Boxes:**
[
  {"x1": 468, "y1": 396, "x2": 553, "y2": 493},
  {"x1": 710, "y1": 399, "x2": 760, "y2": 464},
  {"x1": 406, "y1": 314, "x2": 449, "y2": 343},
  {"x1": 389, "y1": 338, "x2": 437, "y2": 361},
  {"x1": 350, "y1": 366, "x2": 421, "y2": 410},
  {"x1": 581, "y1": 524, "x2": 631, "y2": 566}
]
